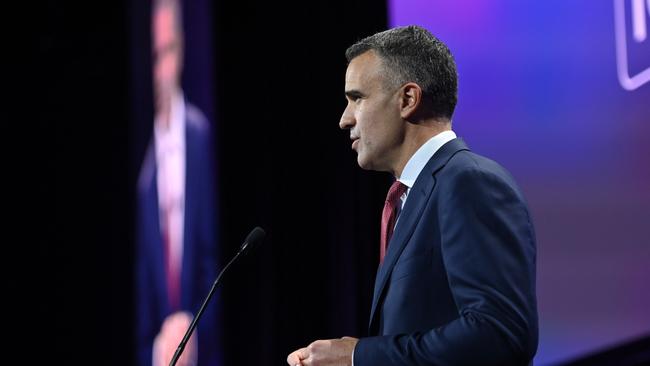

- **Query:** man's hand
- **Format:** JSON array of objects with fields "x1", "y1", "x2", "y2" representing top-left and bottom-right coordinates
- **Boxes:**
[
  {"x1": 287, "y1": 337, "x2": 358, "y2": 366},
  {"x1": 153, "y1": 311, "x2": 198, "y2": 366}
]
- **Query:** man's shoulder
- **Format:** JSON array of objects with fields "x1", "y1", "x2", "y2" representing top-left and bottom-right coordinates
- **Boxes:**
[
  {"x1": 446, "y1": 149, "x2": 504, "y2": 173},
  {"x1": 439, "y1": 149, "x2": 520, "y2": 191},
  {"x1": 184, "y1": 101, "x2": 214, "y2": 154},
  {"x1": 185, "y1": 101, "x2": 211, "y2": 134},
  {"x1": 137, "y1": 142, "x2": 156, "y2": 194}
]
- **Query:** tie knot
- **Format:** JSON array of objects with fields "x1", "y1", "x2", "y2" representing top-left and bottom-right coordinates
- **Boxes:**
[{"x1": 386, "y1": 180, "x2": 407, "y2": 206}]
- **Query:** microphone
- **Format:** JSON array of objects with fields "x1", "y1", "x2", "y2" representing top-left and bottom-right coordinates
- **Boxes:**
[{"x1": 169, "y1": 226, "x2": 266, "y2": 366}]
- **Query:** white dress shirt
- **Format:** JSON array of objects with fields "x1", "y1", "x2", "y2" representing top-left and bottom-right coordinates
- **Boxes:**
[
  {"x1": 396, "y1": 130, "x2": 457, "y2": 214},
  {"x1": 154, "y1": 91, "x2": 186, "y2": 284}
]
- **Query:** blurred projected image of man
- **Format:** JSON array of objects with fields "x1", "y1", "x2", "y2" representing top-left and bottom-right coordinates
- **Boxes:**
[{"x1": 135, "y1": 0, "x2": 219, "y2": 365}]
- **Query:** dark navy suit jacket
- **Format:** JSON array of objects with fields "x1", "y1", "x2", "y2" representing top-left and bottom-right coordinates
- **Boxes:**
[
  {"x1": 135, "y1": 103, "x2": 219, "y2": 366},
  {"x1": 354, "y1": 138, "x2": 538, "y2": 366}
]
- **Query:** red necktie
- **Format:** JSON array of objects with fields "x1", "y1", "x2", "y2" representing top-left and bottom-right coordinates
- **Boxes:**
[
  {"x1": 380, "y1": 180, "x2": 408, "y2": 264},
  {"x1": 163, "y1": 210, "x2": 180, "y2": 311}
]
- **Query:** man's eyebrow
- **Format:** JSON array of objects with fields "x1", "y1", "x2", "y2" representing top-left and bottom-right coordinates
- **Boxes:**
[{"x1": 345, "y1": 90, "x2": 364, "y2": 99}]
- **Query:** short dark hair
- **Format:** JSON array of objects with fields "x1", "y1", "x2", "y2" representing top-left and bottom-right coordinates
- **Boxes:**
[{"x1": 345, "y1": 25, "x2": 458, "y2": 120}]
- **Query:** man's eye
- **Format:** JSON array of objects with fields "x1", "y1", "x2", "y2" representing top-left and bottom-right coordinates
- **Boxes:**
[{"x1": 346, "y1": 93, "x2": 363, "y2": 103}]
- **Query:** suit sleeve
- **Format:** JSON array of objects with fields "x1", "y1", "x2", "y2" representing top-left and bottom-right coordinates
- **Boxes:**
[
  {"x1": 354, "y1": 165, "x2": 538, "y2": 366},
  {"x1": 135, "y1": 186, "x2": 156, "y2": 366}
]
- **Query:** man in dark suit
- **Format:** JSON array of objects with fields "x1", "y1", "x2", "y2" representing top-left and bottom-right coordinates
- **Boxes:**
[
  {"x1": 135, "y1": 1, "x2": 219, "y2": 365},
  {"x1": 287, "y1": 25, "x2": 537, "y2": 366}
]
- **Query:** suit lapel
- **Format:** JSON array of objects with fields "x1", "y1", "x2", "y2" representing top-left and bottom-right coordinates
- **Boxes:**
[
  {"x1": 368, "y1": 138, "x2": 470, "y2": 332},
  {"x1": 146, "y1": 155, "x2": 171, "y2": 312}
]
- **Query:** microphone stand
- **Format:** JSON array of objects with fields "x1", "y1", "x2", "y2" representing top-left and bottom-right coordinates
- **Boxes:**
[{"x1": 169, "y1": 227, "x2": 265, "y2": 366}]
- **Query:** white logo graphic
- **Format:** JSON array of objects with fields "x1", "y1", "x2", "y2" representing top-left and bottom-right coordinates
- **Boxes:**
[{"x1": 614, "y1": 0, "x2": 650, "y2": 90}]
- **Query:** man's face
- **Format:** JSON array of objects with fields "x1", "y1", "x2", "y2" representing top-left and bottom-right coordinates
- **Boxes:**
[
  {"x1": 340, "y1": 51, "x2": 404, "y2": 173},
  {"x1": 153, "y1": 6, "x2": 181, "y2": 118}
]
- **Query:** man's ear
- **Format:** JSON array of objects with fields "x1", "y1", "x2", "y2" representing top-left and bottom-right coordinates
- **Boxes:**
[{"x1": 399, "y1": 82, "x2": 422, "y2": 120}]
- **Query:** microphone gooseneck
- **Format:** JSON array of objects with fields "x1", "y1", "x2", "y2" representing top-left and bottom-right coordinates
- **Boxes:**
[{"x1": 169, "y1": 226, "x2": 266, "y2": 366}]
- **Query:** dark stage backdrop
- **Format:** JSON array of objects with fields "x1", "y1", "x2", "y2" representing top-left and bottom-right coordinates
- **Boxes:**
[
  {"x1": 130, "y1": 0, "x2": 388, "y2": 364},
  {"x1": 43, "y1": 0, "x2": 389, "y2": 365},
  {"x1": 210, "y1": 1, "x2": 389, "y2": 365},
  {"x1": 39, "y1": 0, "x2": 132, "y2": 364}
]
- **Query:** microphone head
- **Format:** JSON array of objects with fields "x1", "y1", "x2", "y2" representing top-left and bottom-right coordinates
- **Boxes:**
[{"x1": 240, "y1": 226, "x2": 266, "y2": 255}]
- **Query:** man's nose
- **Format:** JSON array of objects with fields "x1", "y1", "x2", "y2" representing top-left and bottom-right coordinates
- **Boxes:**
[{"x1": 339, "y1": 107, "x2": 355, "y2": 130}]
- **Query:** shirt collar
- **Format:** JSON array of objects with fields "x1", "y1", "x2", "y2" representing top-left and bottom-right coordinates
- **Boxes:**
[
  {"x1": 398, "y1": 130, "x2": 457, "y2": 188},
  {"x1": 154, "y1": 90, "x2": 185, "y2": 154}
]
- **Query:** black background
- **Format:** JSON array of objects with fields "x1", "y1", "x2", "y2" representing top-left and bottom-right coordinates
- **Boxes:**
[{"x1": 37, "y1": 0, "x2": 390, "y2": 364}]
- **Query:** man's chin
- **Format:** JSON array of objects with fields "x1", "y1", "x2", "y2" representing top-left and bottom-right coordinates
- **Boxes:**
[{"x1": 356, "y1": 155, "x2": 372, "y2": 170}]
